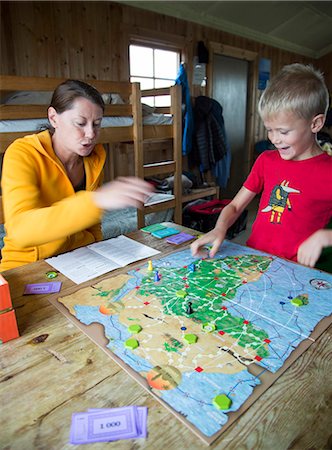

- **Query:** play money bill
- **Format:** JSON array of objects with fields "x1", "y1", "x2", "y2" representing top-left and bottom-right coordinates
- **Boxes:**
[{"x1": 70, "y1": 406, "x2": 139, "y2": 444}]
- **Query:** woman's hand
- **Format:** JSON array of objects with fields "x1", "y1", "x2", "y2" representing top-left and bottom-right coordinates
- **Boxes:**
[{"x1": 93, "y1": 177, "x2": 154, "y2": 210}]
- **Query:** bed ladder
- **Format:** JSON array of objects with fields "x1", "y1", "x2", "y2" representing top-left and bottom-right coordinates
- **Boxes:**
[{"x1": 133, "y1": 84, "x2": 183, "y2": 229}]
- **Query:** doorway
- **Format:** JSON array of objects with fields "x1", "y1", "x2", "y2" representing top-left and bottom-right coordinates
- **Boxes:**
[{"x1": 208, "y1": 43, "x2": 257, "y2": 198}]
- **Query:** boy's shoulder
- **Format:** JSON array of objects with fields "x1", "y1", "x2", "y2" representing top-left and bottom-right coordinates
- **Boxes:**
[{"x1": 255, "y1": 150, "x2": 279, "y2": 164}]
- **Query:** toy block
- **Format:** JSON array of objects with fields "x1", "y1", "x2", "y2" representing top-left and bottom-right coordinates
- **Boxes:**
[
  {"x1": 0, "y1": 274, "x2": 12, "y2": 311},
  {"x1": 213, "y1": 394, "x2": 232, "y2": 410},
  {"x1": 0, "y1": 309, "x2": 19, "y2": 343},
  {"x1": 125, "y1": 338, "x2": 139, "y2": 350}
]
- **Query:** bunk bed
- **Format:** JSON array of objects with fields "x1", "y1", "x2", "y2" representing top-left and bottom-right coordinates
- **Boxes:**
[
  {"x1": 0, "y1": 75, "x2": 183, "y2": 247},
  {"x1": 0, "y1": 75, "x2": 220, "y2": 249}
]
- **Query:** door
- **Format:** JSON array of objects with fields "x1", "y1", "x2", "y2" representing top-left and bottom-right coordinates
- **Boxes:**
[{"x1": 212, "y1": 54, "x2": 249, "y2": 198}]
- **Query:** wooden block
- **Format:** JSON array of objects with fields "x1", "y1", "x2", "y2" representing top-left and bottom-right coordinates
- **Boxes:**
[
  {"x1": 0, "y1": 309, "x2": 19, "y2": 343},
  {"x1": 0, "y1": 274, "x2": 12, "y2": 311}
]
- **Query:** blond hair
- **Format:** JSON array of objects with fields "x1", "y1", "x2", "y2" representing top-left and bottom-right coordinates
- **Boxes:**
[{"x1": 258, "y1": 63, "x2": 329, "y2": 121}]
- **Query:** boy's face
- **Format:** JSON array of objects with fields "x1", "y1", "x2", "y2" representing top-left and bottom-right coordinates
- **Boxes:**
[{"x1": 263, "y1": 111, "x2": 323, "y2": 161}]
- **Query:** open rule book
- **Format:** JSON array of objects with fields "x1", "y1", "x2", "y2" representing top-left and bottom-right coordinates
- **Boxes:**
[{"x1": 45, "y1": 235, "x2": 160, "y2": 284}]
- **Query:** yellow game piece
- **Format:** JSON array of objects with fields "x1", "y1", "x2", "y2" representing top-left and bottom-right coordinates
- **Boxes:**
[{"x1": 147, "y1": 260, "x2": 153, "y2": 271}]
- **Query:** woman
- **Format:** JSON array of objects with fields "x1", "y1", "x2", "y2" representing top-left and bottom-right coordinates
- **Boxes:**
[{"x1": 0, "y1": 79, "x2": 153, "y2": 271}]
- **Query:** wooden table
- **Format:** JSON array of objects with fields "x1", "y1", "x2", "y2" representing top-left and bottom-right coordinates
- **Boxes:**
[{"x1": 1, "y1": 225, "x2": 331, "y2": 450}]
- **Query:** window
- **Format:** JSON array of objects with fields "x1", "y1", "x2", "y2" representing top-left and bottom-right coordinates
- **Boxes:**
[{"x1": 129, "y1": 44, "x2": 180, "y2": 107}]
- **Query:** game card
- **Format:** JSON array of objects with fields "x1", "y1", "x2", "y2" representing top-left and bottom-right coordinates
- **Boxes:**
[
  {"x1": 141, "y1": 223, "x2": 167, "y2": 233},
  {"x1": 151, "y1": 227, "x2": 180, "y2": 239},
  {"x1": 166, "y1": 232, "x2": 195, "y2": 245}
]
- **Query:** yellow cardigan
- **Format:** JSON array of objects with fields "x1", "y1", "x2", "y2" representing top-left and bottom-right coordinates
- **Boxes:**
[{"x1": 0, "y1": 130, "x2": 106, "y2": 271}]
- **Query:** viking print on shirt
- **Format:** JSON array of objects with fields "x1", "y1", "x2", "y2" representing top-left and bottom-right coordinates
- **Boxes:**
[{"x1": 261, "y1": 180, "x2": 300, "y2": 224}]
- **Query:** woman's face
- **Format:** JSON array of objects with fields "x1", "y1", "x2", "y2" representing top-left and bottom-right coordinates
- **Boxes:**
[{"x1": 48, "y1": 97, "x2": 103, "y2": 158}]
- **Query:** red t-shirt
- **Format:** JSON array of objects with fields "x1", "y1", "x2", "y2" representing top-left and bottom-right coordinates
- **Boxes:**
[{"x1": 244, "y1": 150, "x2": 332, "y2": 262}]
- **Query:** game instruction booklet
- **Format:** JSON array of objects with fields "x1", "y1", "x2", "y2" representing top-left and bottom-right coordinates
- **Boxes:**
[{"x1": 45, "y1": 235, "x2": 160, "y2": 284}]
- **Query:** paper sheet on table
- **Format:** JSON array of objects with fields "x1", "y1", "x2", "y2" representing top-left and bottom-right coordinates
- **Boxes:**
[{"x1": 45, "y1": 235, "x2": 160, "y2": 284}]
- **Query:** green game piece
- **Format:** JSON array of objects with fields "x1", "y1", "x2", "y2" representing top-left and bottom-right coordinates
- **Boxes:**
[
  {"x1": 125, "y1": 338, "x2": 139, "y2": 349},
  {"x1": 202, "y1": 322, "x2": 216, "y2": 333},
  {"x1": 176, "y1": 290, "x2": 187, "y2": 298},
  {"x1": 213, "y1": 394, "x2": 232, "y2": 410},
  {"x1": 184, "y1": 334, "x2": 198, "y2": 344},
  {"x1": 46, "y1": 271, "x2": 58, "y2": 279},
  {"x1": 128, "y1": 324, "x2": 142, "y2": 334},
  {"x1": 291, "y1": 298, "x2": 303, "y2": 307}
]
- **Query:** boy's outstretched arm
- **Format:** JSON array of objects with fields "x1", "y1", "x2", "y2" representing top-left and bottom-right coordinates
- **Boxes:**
[
  {"x1": 297, "y1": 228, "x2": 332, "y2": 268},
  {"x1": 191, "y1": 187, "x2": 256, "y2": 258}
]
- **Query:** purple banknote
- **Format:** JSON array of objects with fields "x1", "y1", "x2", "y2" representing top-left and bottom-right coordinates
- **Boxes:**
[
  {"x1": 88, "y1": 407, "x2": 148, "y2": 438},
  {"x1": 70, "y1": 406, "x2": 144, "y2": 444},
  {"x1": 23, "y1": 281, "x2": 62, "y2": 295}
]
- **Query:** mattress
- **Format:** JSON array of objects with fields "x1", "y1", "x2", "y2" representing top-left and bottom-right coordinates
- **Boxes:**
[{"x1": 0, "y1": 113, "x2": 172, "y2": 133}]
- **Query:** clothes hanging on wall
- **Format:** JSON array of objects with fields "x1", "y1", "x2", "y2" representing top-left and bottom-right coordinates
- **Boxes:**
[
  {"x1": 190, "y1": 96, "x2": 231, "y2": 188},
  {"x1": 175, "y1": 63, "x2": 193, "y2": 155}
]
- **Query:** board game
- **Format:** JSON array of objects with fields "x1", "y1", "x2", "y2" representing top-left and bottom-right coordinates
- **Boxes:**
[{"x1": 51, "y1": 241, "x2": 332, "y2": 445}]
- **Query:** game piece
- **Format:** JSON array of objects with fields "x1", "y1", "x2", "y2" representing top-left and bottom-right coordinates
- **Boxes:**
[
  {"x1": 45, "y1": 270, "x2": 58, "y2": 279},
  {"x1": 186, "y1": 301, "x2": 194, "y2": 315},
  {"x1": 184, "y1": 334, "x2": 198, "y2": 344},
  {"x1": 154, "y1": 270, "x2": 160, "y2": 282},
  {"x1": 188, "y1": 263, "x2": 196, "y2": 272},
  {"x1": 166, "y1": 232, "x2": 194, "y2": 245},
  {"x1": 24, "y1": 282, "x2": 62, "y2": 295},
  {"x1": 128, "y1": 324, "x2": 142, "y2": 334},
  {"x1": 213, "y1": 394, "x2": 232, "y2": 410},
  {"x1": 151, "y1": 227, "x2": 180, "y2": 239},
  {"x1": 202, "y1": 322, "x2": 216, "y2": 332},
  {"x1": 141, "y1": 223, "x2": 167, "y2": 233},
  {"x1": 125, "y1": 338, "x2": 139, "y2": 349},
  {"x1": 291, "y1": 294, "x2": 309, "y2": 306},
  {"x1": 291, "y1": 298, "x2": 303, "y2": 307},
  {"x1": 176, "y1": 290, "x2": 187, "y2": 298},
  {"x1": 147, "y1": 260, "x2": 153, "y2": 271}
]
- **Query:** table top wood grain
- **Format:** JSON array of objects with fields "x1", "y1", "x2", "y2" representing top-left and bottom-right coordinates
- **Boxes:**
[{"x1": 1, "y1": 225, "x2": 331, "y2": 450}]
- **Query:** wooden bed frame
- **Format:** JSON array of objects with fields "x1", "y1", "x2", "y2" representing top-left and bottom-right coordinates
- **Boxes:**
[{"x1": 0, "y1": 75, "x2": 183, "y2": 227}]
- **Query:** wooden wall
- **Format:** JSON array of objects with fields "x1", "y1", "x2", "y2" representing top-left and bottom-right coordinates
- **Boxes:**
[{"x1": 1, "y1": 1, "x2": 331, "y2": 180}]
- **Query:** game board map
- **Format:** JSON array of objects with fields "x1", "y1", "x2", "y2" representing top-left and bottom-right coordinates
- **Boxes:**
[{"x1": 49, "y1": 241, "x2": 332, "y2": 445}]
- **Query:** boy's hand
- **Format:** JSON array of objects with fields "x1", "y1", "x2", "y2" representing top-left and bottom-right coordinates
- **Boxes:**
[
  {"x1": 191, "y1": 228, "x2": 225, "y2": 258},
  {"x1": 297, "y1": 229, "x2": 331, "y2": 268}
]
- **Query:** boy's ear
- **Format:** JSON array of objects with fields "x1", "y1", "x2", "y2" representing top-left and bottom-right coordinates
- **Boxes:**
[
  {"x1": 47, "y1": 106, "x2": 58, "y2": 128},
  {"x1": 311, "y1": 114, "x2": 325, "y2": 133}
]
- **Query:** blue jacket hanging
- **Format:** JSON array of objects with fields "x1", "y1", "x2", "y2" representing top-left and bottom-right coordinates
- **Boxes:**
[{"x1": 175, "y1": 64, "x2": 193, "y2": 155}]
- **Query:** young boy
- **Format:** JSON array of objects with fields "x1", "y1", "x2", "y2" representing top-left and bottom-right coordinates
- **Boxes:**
[{"x1": 191, "y1": 64, "x2": 332, "y2": 271}]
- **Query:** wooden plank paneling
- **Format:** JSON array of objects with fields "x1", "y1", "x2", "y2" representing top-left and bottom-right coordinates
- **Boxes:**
[
  {"x1": 1, "y1": 1, "x2": 329, "y2": 179},
  {"x1": 1, "y1": 1, "x2": 319, "y2": 82}
]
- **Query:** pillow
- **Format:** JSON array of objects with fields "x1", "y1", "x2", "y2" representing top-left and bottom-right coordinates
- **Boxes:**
[
  {"x1": 142, "y1": 103, "x2": 155, "y2": 116},
  {"x1": 101, "y1": 93, "x2": 111, "y2": 104},
  {"x1": 5, "y1": 91, "x2": 53, "y2": 105},
  {"x1": 110, "y1": 93, "x2": 125, "y2": 104}
]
